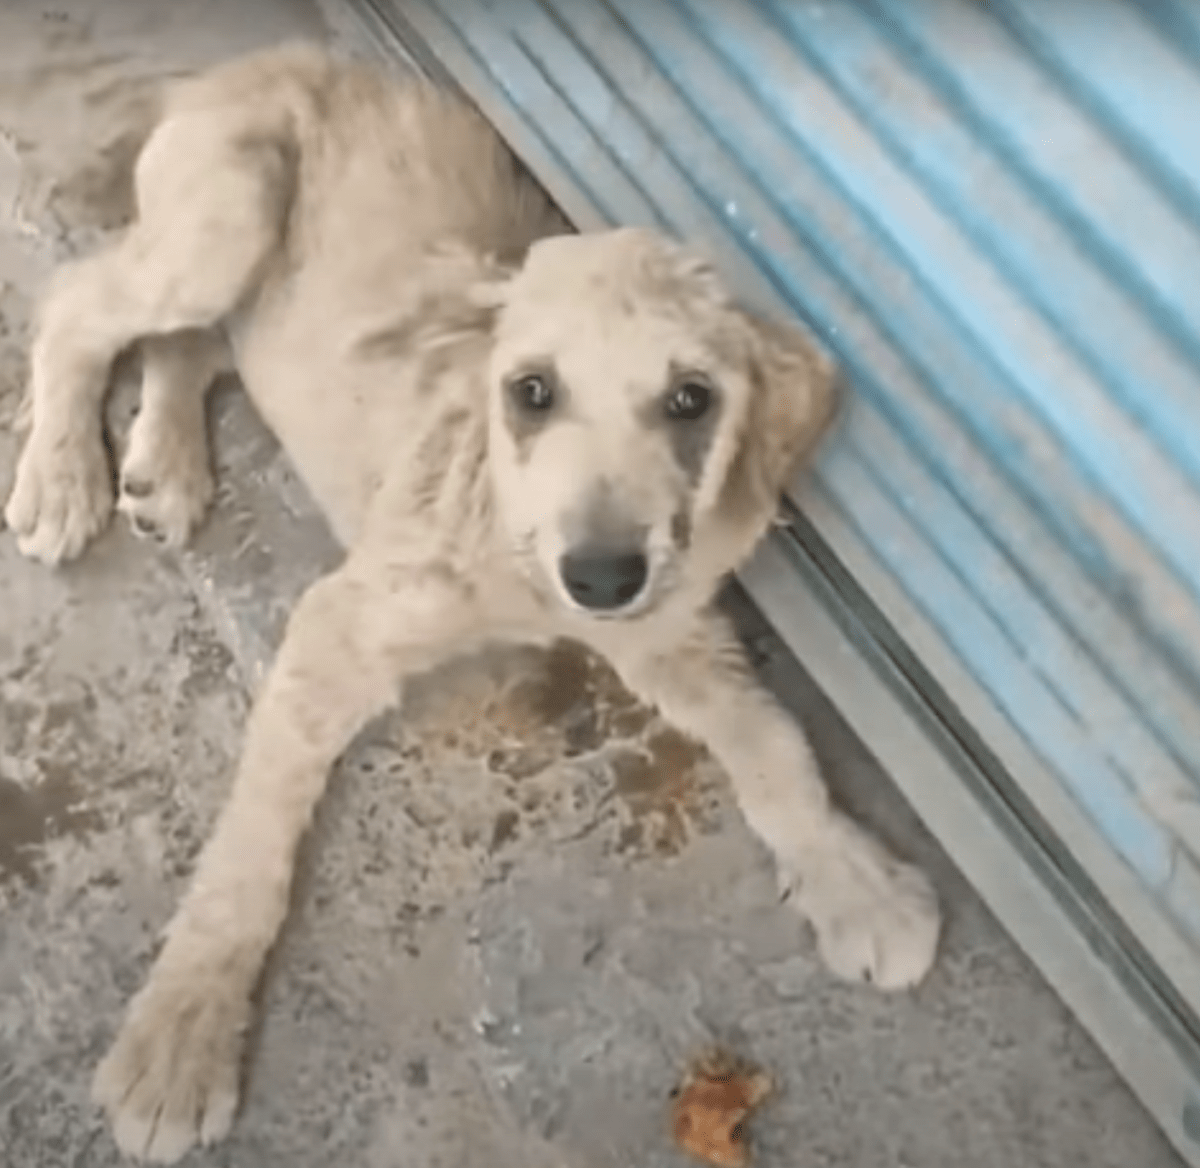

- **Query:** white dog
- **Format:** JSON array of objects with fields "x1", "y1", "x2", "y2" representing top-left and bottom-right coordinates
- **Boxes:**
[{"x1": 4, "y1": 43, "x2": 940, "y2": 1163}]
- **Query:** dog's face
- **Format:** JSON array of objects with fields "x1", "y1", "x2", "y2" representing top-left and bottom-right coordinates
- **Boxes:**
[{"x1": 480, "y1": 228, "x2": 835, "y2": 620}]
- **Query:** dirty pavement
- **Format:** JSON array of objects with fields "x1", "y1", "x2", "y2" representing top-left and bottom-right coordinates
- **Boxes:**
[{"x1": 0, "y1": 3, "x2": 1185, "y2": 1166}]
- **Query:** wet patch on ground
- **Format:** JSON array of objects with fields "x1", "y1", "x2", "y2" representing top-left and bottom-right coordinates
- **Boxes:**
[
  {"x1": 0, "y1": 764, "x2": 100, "y2": 885},
  {"x1": 391, "y1": 638, "x2": 727, "y2": 869}
]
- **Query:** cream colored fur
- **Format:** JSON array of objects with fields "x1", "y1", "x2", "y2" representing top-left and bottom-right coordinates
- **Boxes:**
[{"x1": 3, "y1": 44, "x2": 940, "y2": 1163}]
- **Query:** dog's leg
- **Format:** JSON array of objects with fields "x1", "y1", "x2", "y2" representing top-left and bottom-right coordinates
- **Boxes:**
[
  {"x1": 2, "y1": 249, "x2": 131, "y2": 564},
  {"x1": 92, "y1": 561, "x2": 469, "y2": 1163},
  {"x1": 608, "y1": 612, "x2": 940, "y2": 990},
  {"x1": 118, "y1": 329, "x2": 232, "y2": 547},
  {"x1": 4, "y1": 116, "x2": 288, "y2": 564}
]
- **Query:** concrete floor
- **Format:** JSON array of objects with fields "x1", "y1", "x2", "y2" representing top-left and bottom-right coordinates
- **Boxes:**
[{"x1": 0, "y1": 2, "x2": 1186, "y2": 1166}]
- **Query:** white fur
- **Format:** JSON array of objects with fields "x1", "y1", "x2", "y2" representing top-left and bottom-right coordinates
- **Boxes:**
[{"x1": 3, "y1": 44, "x2": 940, "y2": 1163}]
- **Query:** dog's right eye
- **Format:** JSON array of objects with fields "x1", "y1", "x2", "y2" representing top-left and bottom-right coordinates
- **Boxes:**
[{"x1": 511, "y1": 374, "x2": 554, "y2": 412}]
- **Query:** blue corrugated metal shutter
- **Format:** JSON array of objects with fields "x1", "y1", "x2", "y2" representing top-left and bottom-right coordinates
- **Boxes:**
[{"x1": 346, "y1": 1, "x2": 1200, "y2": 1159}]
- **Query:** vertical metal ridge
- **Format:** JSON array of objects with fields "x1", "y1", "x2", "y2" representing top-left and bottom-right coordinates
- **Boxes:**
[
  {"x1": 1131, "y1": 0, "x2": 1200, "y2": 69},
  {"x1": 759, "y1": 0, "x2": 1200, "y2": 493},
  {"x1": 989, "y1": 0, "x2": 1200, "y2": 225},
  {"x1": 870, "y1": 0, "x2": 1200, "y2": 363}
]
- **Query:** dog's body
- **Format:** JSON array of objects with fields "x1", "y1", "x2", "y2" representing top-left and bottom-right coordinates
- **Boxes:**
[{"x1": 4, "y1": 44, "x2": 940, "y2": 1163}]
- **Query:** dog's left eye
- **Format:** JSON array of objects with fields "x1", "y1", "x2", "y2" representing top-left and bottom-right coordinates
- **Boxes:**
[
  {"x1": 665, "y1": 381, "x2": 712, "y2": 421},
  {"x1": 512, "y1": 373, "x2": 554, "y2": 412}
]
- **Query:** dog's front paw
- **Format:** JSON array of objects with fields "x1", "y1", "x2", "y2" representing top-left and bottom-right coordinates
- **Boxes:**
[
  {"x1": 117, "y1": 416, "x2": 214, "y2": 548},
  {"x1": 4, "y1": 426, "x2": 113, "y2": 564},
  {"x1": 93, "y1": 973, "x2": 248, "y2": 1163},
  {"x1": 782, "y1": 813, "x2": 940, "y2": 991}
]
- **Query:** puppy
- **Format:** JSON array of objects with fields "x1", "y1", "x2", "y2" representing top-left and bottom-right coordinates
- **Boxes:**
[{"x1": 4, "y1": 44, "x2": 940, "y2": 1163}]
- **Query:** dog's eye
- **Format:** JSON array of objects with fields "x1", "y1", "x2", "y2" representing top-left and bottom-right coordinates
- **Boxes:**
[
  {"x1": 665, "y1": 381, "x2": 712, "y2": 421},
  {"x1": 512, "y1": 373, "x2": 554, "y2": 412}
]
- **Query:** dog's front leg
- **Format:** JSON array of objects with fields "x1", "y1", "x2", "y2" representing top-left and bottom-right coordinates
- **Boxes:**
[
  {"x1": 608, "y1": 610, "x2": 941, "y2": 991},
  {"x1": 92, "y1": 561, "x2": 468, "y2": 1164}
]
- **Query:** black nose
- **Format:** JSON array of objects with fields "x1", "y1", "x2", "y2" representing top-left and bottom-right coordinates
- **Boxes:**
[{"x1": 559, "y1": 548, "x2": 649, "y2": 611}]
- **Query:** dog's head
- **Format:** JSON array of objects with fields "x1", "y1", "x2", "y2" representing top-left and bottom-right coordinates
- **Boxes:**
[{"x1": 478, "y1": 228, "x2": 836, "y2": 619}]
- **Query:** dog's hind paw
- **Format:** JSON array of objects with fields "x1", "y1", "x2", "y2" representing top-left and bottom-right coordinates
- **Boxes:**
[
  {"x1": 93, "y1": 974, "x2": 247, "y2": 1163},
  {"x1": 3, "y1": 425, "x2": 113, "y2": 564},
  {"x1": 117, "y1": 414, "x2": 214, "y2": 548}
]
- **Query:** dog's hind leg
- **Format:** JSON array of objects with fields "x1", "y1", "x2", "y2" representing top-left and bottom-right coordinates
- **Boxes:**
[
  {"x1": 117, "y1": 328, "x2": 233, "y2": 547},
  {"x1": 4, "y1": 112, "x2": 291, "y2": 564}
]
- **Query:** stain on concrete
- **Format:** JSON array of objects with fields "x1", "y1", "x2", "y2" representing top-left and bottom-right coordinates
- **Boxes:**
[
  {"x1": 1, "y1": 686, "x2": 97, "y2": 758},
  {"x1": 37, "y1": 10, "x2": 95, "y2": 53},
  {"x1": 3, "y1": 641, "x2": 40, "y2": 685},
  {"x1": 0, "y1": 53, "x2": 131, "y2": 102},
  {"x1": 171, "y1": 603, "x2": 237, "y2": 698},
  {"x1": 0, "y1": 760, "x2": 100, "y2": 886},
  {"x1": 610, "y1": 729, "x2": 711, "y2": 857},
  {"x1": 410, "y1": 640, "x2": 654, "y2": 774},
  {"x1": 0, "y1": 284, "x2": 31, "y2": 430},
  {"x1": 391, "y1": 638, "x2": 717, "y2": 863},
  {"x1": 490, "y1": 808, "x2": 520, "y2": 852}
]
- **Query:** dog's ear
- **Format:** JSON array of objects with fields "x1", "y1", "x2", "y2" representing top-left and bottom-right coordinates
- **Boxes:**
[{"x1": 720, "y1": 310, "x2": 839, "y2": 527}]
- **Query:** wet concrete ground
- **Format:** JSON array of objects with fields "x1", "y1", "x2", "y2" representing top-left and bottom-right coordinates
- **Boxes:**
[{"x1": 0, "y1": 2, "x2": 1185, "y2": 1166}]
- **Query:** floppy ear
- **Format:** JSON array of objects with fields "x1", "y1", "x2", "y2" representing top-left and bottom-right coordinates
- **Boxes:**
[{"x1": 721, "y1": 310, "x2": 839, "y2": 528}]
